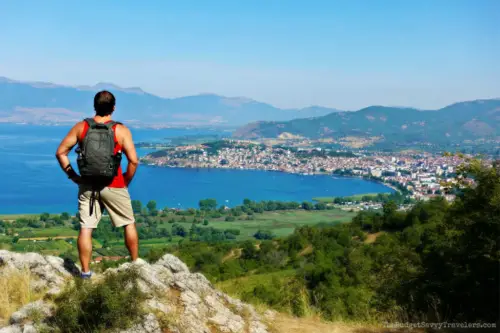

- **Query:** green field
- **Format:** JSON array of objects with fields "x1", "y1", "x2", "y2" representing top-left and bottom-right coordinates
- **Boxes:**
[
  {"x1": 130, "y1": 209, "x2": 355, "y2": 242},
  {"x1": 0, "y1": 213, "x2": 41, "y2": 220},
  {"x1": 198, "y1": 210, "x2": 355, "y2": 240},
  {"x1": 17, "y1": 227, "x2": 78, "y2": 237},
  {"x1": 313, "y1": 192, "x2": 379, "y2": 203},
  {"x1": 107, "y1": 236, "x2": 184, "y2": 248},
  {"x1": 11, "y1": 239, "x2": 73, "y2": 255},
  {"x1": 1, "y1": 208, "x2": 356, "y2": 258}
]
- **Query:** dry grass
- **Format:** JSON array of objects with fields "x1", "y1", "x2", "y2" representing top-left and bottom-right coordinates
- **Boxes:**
[
  {"x1": 270, "y1": 313, "x2": 352, "y2": 333},
  {"x1": 0, "y1": 243, "x2": 12, "y2": 251},
  {"x1": 0, "y1": 267, "x2": 43, "y2": 324},
  {"x1": 269, "y1": 313, "x2": 433, "y2": 333}
]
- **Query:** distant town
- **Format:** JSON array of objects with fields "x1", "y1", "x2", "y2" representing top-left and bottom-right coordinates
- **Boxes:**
[{"x1": 141, "y1": 140, "x2": 486, "y2": 202}]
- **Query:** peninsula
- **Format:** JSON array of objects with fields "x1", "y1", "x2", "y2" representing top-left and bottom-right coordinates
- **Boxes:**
[{"x1": 140, "y1": 140, "x2": 477, "y2": 202}]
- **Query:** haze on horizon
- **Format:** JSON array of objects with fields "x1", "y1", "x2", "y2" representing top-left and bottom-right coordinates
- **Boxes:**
[{"x1": 0, "y1": 0, "x2": 498, "y2": 110}]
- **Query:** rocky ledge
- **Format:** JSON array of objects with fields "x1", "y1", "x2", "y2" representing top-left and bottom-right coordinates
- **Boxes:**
[{"x1": 0, "y1": 250, "x2": 270, "y2": 333}]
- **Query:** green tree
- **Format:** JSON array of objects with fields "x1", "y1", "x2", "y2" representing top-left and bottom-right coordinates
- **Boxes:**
[
  {"x1": 241, "y1": 240, "x2": 257, "y2": 260},
  {"x1": 314, "y1": 202, "x2": 327, "y2": 210},
  {"x1": 301, "y1": 201, "x2": 314, "y2": 211},
  {"x1": 199, "y1": 198, "x2": 218, "y2": 211},
  {"x1": 382, "y1": 201, "x2": 397, "y2": 220},
  {"x1": 60, "y1": 212, "x2": 70, "y2": 220},
  {"x1": 131, "y1": 200, "x2": 142, "y2": 214},
  {"x1": 412, "y1": 161, "x2": 500, "y2": 322},
  {"x1": 146, "y1": 200, "x2": 157, "y2": 215},
  {"x1": 254, "y1": 230, "x2": 275, "y2": 240}
]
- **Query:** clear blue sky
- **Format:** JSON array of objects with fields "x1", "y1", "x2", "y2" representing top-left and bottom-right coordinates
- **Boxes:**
[{"x1": 0, "y1": 0, "x2": 498, "y2": 109}]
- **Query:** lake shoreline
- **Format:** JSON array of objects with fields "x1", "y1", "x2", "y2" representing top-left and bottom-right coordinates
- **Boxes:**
[
  {"x1": 0, "y1": 166, "x2": 395, "y2": 215},
  {"x1": 0, "y1": 124, "x2": 395, "y2": 214},
  {"x1": 142, "y1": 162, "x2": 398, "y2": 194}
]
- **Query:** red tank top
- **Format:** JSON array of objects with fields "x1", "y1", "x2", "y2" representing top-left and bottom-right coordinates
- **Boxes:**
[{"x1": 80, "y1": 120, "x2": 126, "y2": 188}]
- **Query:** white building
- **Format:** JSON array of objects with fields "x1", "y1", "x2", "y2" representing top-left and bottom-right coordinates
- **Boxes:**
[{"x1": 371, "y1": 169, "x2": 382, "y2": 177}]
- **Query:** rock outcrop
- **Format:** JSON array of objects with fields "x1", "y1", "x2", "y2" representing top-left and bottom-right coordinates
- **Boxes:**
[{"x1": 0, "y1": 250, "x2": 269, "y2": 333}]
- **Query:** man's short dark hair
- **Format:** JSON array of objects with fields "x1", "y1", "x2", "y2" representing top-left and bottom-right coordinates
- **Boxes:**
[{"x1": 94, "y1": 91, "x2": 116, "y2": 116}]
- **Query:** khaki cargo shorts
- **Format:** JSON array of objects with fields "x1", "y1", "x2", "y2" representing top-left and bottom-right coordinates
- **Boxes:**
[{"x1": 78, "y1": 186, "x2": 135, "y2": 228}]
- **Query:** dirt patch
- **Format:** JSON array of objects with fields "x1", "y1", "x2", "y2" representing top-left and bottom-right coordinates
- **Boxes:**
[
  {"x1": 364, "y1": 232, "x2": 384, "y2": 244},
  {"x1": 298, "y1": 245, "x2": 313, "y2": 257},
  {"x1": 222, "y1": 248, "x2": 242, "y2": 263}
]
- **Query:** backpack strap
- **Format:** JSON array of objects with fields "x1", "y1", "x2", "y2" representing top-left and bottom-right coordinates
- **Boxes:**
[
  {"x1": 84, "y1": 118, "x2": 121, "y2": 130},
  {"x1": 84, "y1": 118, "x2": 97, "y2": 128}
]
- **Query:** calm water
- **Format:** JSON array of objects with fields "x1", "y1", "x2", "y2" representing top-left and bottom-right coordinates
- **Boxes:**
[{"x1": 0, "y1": 124, "x2": 393, "y2": 214}]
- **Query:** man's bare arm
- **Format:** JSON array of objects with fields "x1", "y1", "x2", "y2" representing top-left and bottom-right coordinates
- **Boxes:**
[
  {"x1": 121, "y1": 126, "x2": 139, "y2": 186},
  {"x1": 55, "y1": 123, "x2": 81, "y2": 184}
]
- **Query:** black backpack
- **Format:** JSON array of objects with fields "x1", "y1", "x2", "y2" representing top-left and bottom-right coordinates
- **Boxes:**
[{"x1": 76, "y1": 118, "x2": 122, "y2": 186}]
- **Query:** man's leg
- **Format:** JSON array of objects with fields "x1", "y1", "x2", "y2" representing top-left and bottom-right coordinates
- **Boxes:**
[
  {"x1": 100, "y1": 187, "x2": 138, "y2": 261},
  {"x1": 77, "y1": 186, "x2": 102, "y2": 273},
  {"x1": 124, "y1": 223, "x2": 139, "y2": 261},
  {"x1": 78, "y1": 228, "x2": 93, "y2": 273}
]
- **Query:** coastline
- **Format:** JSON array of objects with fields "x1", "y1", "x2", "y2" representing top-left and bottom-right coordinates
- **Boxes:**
[
  {"x1": 331, "y1": 174, "x2": 401, "y2": 194},
  {"x1": 1, "y1": 166, "x2": 396, "y2": 215},
  {"x1": 141, "y1": 161, "x2": 399, "y2": 194}
]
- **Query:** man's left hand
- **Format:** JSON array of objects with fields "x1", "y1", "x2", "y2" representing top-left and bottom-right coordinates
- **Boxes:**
[{"x1": 70, "y1": 175, "x2": 82, "y2": 185}]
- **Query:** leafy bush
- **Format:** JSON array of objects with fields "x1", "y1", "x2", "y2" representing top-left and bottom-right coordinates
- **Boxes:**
[
  {"x1": 51, "y1": 268, "x2": 146, "y2": 332},
  {"x1": 253, "y1": 230, "x2": 275, "y2": 240}
]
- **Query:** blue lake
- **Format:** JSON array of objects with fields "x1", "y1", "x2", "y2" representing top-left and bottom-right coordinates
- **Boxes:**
[{"x1": 0, "y1": 123, "x2": 393, "y2": 214}]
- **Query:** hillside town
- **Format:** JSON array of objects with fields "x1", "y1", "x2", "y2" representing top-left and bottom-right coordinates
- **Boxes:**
[{"x1": 141, "y1": 141, "x2": 484, "y2": 202}]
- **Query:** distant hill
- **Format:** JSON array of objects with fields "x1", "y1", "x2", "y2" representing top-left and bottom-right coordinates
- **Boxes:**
[
  {"x1": 0, "y1": 76, "x2": 338, "y2": 127},
  {"x1": 233, "y1": 99, "x2": 500, "y2": 144}
]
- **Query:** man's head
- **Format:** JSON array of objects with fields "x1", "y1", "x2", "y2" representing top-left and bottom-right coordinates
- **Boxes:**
[{"x1": 94, "y1": 91, "x2": 116, "y2": 116}]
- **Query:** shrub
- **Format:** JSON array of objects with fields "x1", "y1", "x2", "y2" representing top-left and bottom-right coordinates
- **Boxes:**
[
  {"x1": 145, "y1": 247, "x2": 167, "y2": 263},
  {"x1": 254, "y1": 230, "x2": 275, "y2": 240},
  {"x1": 51, "y1": 268, "x2": 146, "y2": 332}
]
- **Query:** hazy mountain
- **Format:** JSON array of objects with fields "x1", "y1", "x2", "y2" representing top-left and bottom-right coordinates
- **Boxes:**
[
  {"x1": 0, "y1": 77, "x2": 338, "y2": 127},
  {"x1": 233, "y1": 99, "x2": 500, "y2": 143}
]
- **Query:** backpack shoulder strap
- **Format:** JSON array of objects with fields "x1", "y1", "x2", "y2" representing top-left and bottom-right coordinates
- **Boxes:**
[
  {"x1": 84, "y1": 118, "x2": 97, "y2": 129},
  {"x1": 103, "y1": 121, "x2": 119, "y2": 130}
]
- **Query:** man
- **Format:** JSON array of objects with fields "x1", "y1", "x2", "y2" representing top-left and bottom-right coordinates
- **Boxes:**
[{"x1": 56, "y1": 90, "x2": 139, "y2": 278}]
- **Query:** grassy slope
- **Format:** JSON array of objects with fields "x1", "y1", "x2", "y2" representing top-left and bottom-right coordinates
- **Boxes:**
[{"x1": 216, "y1": 270, "x2": 296, "y2": 298}]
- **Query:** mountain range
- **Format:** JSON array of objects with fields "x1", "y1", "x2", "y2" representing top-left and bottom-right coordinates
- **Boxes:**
[
  {"x1": 233, "y1": 99, "x2": 500, "y2": 145},
  {"x1": 0, "y1": 77, "x2": 338, "y2": 127}
]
